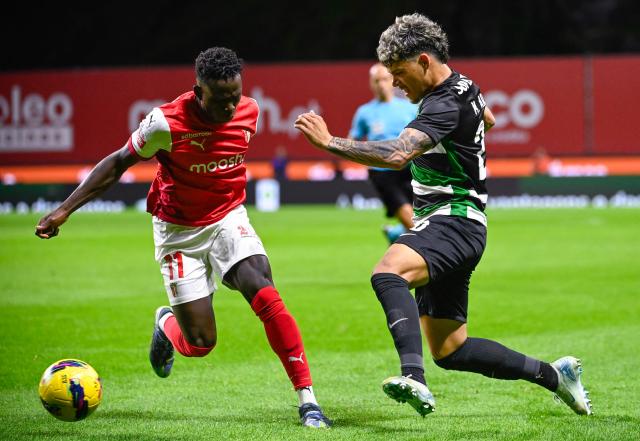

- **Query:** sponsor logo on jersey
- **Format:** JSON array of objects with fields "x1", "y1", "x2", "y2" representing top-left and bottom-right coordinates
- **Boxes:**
[
  {"x1": 189, "y1": 138, "x2": 206, "y2": 150},
  {"x1": 242, "y1": 129, "x2": 251, "y2": 143},
  {"x1": 189, "y1": 153, "x2": 245, "y2": 173},
  {"x1": 181, "y1": 131, "x2": 212, "y2": 140}
]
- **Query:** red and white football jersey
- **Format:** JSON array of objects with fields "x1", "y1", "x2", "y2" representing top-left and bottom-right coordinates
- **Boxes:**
[{"x1": 127, "y1": 92, "x2": 259, "y2": 226}]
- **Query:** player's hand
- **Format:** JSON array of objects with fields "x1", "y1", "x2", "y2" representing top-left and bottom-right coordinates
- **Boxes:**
[
  {"x1": 35, "y1": 209, "x2": 69, "y2": 239},
  {"x1": 294, "y1": 111, "x2": 333, "y2": 149}
]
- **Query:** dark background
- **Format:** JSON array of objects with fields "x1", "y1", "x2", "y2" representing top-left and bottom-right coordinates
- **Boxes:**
[{"x1": 5, "y1": 0, "x2": 639, "y2": 71}]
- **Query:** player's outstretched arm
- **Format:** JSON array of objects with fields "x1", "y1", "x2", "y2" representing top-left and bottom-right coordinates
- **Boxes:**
[
  {"x1": 35, "y1": 146, "x2": 140, "y2": 239},
  {"x1": 294, "y1": 112, "x2": 434, "y2": 169}
]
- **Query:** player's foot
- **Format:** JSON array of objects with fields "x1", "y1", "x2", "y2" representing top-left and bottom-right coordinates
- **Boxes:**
[
  {"x1": 551, "y1": 356, "x2": 592, "y2": 415},
  {"x1": 383, "y1": 224, "x2": 406, "y2": 244},
  {"x1": 149, "y1": 306, "x2": 174, "y2": 378},
  {"x1": 299, "y1": 403, "x2": 332, "y2": 428},
  {"x1": 382, "y1": 375, "x2": 435, "y2": 417}
]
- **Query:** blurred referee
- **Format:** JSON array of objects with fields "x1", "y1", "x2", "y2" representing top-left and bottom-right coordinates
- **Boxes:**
[{"x1": 349, "y1": 63, "x2": 418, "y2": 243}]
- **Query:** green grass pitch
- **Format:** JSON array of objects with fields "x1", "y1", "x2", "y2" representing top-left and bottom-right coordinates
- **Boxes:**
[{"x1": 0, "y1": 206, "x2": 638, "y2": 440}]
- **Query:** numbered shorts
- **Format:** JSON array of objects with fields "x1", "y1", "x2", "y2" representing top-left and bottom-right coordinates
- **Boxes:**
[
  {"x1": 395, "y1": 215, "x2": 487, "y2": 323},
  {"x1": 152, "y1": 205, "x2": 267, "y2": 306}
]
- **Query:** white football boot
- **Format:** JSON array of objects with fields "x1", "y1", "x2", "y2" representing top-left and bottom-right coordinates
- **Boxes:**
[
  {"x1": 382, "y1": 375, "x2": 435, "y2": 417},
  {"x1": 551, "y1": 356, "x2": 592, "y2": 415}
]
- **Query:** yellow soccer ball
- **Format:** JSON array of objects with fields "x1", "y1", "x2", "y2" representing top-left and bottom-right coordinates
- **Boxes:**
[{"x1": 38, "y1": 359, "x2": 102, "y2": 422}]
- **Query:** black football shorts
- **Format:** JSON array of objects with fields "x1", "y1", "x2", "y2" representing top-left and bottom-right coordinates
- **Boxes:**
[
  {"x1": 368, "y1": 167, "x2": 413, "y2": 218},
  {"x1": 395, "y1": 215, "x2": 487, "y2": 323}
]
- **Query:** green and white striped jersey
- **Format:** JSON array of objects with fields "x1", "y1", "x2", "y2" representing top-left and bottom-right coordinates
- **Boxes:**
[{"x1": 406, "y1": 70, "x2": 488, "y2": 226}]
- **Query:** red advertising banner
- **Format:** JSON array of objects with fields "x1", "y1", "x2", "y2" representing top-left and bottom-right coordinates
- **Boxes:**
[
  {"x1": 452, "y1": 57, "x2": 586, "y2": 156},
  {"x1": 242, "y1": 62, "x2": 372, "y2": 160},
  {"x1": 1, "y1": 56, "x2": 639, "y2": 166},
  {"x1": 592, "y1": 56, "x2": 640, "y2": 155},
  {"x1": 0, "y1": 67, "x2": 196, "y2": 165}
]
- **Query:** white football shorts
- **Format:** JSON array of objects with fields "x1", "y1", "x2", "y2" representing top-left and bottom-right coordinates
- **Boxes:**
[{"x1": 152, "y1": 204, "x2": 267, "y2": 306}]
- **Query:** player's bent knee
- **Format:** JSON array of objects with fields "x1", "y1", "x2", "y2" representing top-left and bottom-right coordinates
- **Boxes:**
[
  {"x1": 433, "y1": 355, "x2": 456, "y2": 370},
  {"x1": 182, "y1": 329, "x2": 217, "y2": 352},
  {"x1": 429, "y1": 337, "x2": 466, "y2": 361},
  {"x1": 370, "y1": 272, "x2": 408, "y2": 293},
  {"x1": 181, "y1": 339, "x2": 216, "y2": 357},
  {"x1": 431, "y1": 337, "x2": 467, "y2": 368},
  {"x1": 191, "y1": 333, "x2": 217, "y2": 349},
  {"x1": 372, "y1": 261, "x2": 397, "y2": 276}
]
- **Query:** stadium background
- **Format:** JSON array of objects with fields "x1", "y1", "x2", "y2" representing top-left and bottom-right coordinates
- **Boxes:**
[
  {"x1": 1, "y1": 2, "x2": 639, "y2": 440},
  {"x1": 2, "y1": 0, "x2": 640, "y2": 210}
]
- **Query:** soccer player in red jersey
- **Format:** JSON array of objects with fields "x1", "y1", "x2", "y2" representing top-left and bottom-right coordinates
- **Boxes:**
[{"x1": 35, "y1": 47, "x2": 331, "y2": 428}]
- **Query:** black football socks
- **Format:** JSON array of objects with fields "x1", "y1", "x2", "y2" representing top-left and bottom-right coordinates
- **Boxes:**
[
  {"x1": 433, "y1": 337, "x2": 559, "y2": 391},
  {"x1": 371, "y1": 273, "x2": 559, "y2": 392},
  {"x1": 371, "y1": 273, "x2": 426, "y2": 385}
]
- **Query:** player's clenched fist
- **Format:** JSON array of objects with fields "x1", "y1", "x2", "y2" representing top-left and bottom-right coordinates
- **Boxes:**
[
  {"x1": 294, "y1": 111, "x2": 333, "y2": 149},
  {"x1": 35, "y1": 209, "x2": 68, "y2": 239}
]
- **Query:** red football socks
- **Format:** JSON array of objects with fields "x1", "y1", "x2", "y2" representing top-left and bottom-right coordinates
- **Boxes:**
[
  {"x1": 251, "y1": 286, "x2": 312, "y2": 389},
  {"x1": 163, "y1": 315, "x2": 214, "y2": 357}
]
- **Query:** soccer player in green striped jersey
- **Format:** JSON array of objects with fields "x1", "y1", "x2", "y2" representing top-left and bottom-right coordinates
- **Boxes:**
[{"x1": 295, "y1": 13, "x2": 591, "y2": 417}]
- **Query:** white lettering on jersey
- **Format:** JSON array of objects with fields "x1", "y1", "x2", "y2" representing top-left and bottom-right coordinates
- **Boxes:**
[
  {"x1": 471, "y1": 100, "x2": 480, "y2": 116},
  {"x1": 189, "y1": 153, "x2": 245, "y2": 173},
  {"x1": 474, "y1": 120, "x2": 487, "y2": 180},
  {"x1": 478, "y1": 93, "x2": 486, "y2": 108},
  {"x1": 471, "y1": 93, "x2": 487, "y2": 116},
  {"x1": 453, "y1": 75, "x2": 473, "y2": 95}
]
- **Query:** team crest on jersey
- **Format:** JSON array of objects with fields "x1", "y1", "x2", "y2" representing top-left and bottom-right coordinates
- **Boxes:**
[{"x1": 242, "y1": 130, "x2": 251, "y2": 143}]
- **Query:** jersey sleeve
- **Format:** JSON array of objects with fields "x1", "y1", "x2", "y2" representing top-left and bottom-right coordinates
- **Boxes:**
[
  {"x1": 245, "y1": 97, "x2": 260, "y2": 138},
  {"x1": 348, "y1": 106, "x2": 367, "y2": 140},
  {"x1": 126, "y1": 107, "x2": 172, "y2": 159},
  {"x1": 406, "y1": 93, "x2": 459, "y2": 145}
]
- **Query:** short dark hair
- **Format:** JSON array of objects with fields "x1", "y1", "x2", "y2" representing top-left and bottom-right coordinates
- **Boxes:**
[{"x1": 195, "y1": 47, "x2": 243, "y2": 82}]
